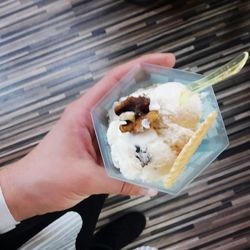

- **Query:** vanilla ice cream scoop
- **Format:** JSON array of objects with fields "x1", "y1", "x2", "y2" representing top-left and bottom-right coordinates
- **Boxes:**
[{"x1": 107, "y1": 82, "x2": 202, "y2": 182}]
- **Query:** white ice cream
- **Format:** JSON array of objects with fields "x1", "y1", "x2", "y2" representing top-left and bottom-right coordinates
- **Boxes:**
[{"x1": 107, "y1": 82, "x2": 202, "y2": 182}]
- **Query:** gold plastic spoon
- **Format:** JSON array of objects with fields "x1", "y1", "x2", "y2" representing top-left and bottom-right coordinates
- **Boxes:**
[{"x1": 180, "y1": 51, "x2": 249, "y2": 104}]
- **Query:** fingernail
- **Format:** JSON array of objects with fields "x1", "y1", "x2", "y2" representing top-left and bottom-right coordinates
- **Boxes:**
[{"x1": 140, "y1": 188, "x2": 158, "y2": 197}]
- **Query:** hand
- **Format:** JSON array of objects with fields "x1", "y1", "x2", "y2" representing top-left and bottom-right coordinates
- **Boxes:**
[{"x1": 0, "y1": 53, "x2": 175, "y2": 221}]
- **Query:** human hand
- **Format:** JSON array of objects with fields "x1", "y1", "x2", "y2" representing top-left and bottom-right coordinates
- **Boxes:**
[{"x1": 0, "y1": 53, "x2": 175, "y2": 221}]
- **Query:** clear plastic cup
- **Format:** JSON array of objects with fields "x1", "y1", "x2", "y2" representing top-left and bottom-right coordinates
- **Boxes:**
[{"x1": 91, "y1": 63, "x2": 229, "y2": 195}]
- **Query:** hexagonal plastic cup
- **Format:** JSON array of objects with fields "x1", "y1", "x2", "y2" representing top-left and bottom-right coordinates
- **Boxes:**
[{"x1": 91, "y1": 63, "x2": 229, "y2": 195}]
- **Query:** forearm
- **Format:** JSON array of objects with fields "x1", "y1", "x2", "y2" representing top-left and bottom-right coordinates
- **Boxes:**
[{"x1": 0, "y1": 161, "x2": 36, "y2": 222}]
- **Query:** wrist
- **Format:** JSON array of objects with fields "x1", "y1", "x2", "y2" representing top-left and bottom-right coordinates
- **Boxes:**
[{"x1": 0, "y1": 162, "x2": 37, "y2": 221}]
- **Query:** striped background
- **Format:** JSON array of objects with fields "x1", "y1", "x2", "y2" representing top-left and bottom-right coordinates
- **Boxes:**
[{"x1": 0, "y1": 0, "x2": 250, "y2": 249}]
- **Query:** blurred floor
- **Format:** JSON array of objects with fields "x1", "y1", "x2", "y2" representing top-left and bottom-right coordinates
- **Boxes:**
[{"x1": 0, "y1": 0, "x2": 250, "y2": 249}]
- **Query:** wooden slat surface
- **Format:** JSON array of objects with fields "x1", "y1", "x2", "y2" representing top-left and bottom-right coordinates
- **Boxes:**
[{"x1": 0, "y1": 0, "x2": 250, "y2": 249}]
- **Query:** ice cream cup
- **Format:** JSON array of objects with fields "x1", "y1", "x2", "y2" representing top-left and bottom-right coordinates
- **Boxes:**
[{"x1": 91, "y1": 63, "x2": 229, "y2": 195}]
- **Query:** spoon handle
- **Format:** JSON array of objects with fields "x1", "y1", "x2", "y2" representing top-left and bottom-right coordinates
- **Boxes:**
[{"x1": 190, "y1": 51, "x2": 249, "y2": 93}]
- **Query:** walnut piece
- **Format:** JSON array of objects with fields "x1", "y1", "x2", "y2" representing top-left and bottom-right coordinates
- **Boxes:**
[
  {"x1": 114, "y1": 96, "x2": 150, "y2": 118},
  {"x1": 114, "y1": 96, "x2": 162, "y2": 133},
  {"x1": 120, "y1": 111, "x2": 161, "y2": 133}
]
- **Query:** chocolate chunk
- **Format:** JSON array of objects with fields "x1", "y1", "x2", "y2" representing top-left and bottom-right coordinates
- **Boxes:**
[
  {"x1": 135, "y1": 145, "x2": 140, "y2": 153},
  {"x1": 114, "y1": 96, "x2": 150, "y2": 118},
  {"x1": 134, "y1": 145, "x2": 151, "y2": 167}
]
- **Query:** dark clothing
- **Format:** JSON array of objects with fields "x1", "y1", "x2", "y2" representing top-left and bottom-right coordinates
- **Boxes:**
[{"x1": 0, "y1": 195, "x2": 107, "y2": 250}]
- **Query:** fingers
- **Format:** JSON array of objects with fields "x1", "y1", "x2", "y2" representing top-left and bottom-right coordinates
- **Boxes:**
[
  {"x1": 75, "y1": 53, "x2": 175, "y2": 112},
  {"x1": 106, "y1": 52, "x2": 175, "y2": 82},
  {"x1": 119, "y1": 182, "x2": 158, "y2": 197},
  {"x1": 85, "y1": 166, "x2": 158, "y2": 197}
]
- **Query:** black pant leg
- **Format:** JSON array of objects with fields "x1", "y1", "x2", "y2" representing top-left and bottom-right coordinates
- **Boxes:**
[
  {"x1": 0, "y1": 210, "x2": 65, "y2": 250},
  {"x1": 0, "y1": 194, "x2": 107, "y2": 250},
  {"x1": 74, "y1": 194, "x2": 107, "y2": 250}
]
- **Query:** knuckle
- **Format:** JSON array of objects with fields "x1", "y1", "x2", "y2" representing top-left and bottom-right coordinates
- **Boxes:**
[{"x1": 120, "y1": 183, "x2": 133, "y2": 195}]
